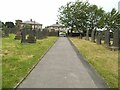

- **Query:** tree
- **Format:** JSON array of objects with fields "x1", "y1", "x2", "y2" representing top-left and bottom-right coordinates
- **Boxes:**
[
  {"x1": 5, "y1": 22, "x2": 15, "y2": 28},
  {"x1": 104, "y1": 8, "x2": 120, "y2": 31},
  {"x1": 58, "y1": 0, "x2": 90, "y2": 34},
  {"x1": 58, "y1": 0, "x2": 105, "y2": 35},
  {"x1": 58, "y1": 0, "x2": 119, "y2": 35}
]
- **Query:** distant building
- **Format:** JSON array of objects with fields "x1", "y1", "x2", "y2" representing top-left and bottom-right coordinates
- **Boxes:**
[
  {"x1": 21, "y1": 19, "x2": 42, "y2": 30},
  {"x1": 118, "y1": 1, "x2": 120, "y2": 13},
  {"x1": 46, "y1": 22, "x2": 65, "y2": 32}
]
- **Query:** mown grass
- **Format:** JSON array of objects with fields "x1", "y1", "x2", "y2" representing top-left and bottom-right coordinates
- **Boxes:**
[
  {"x1": 70, "y1": 37, "x2": 118, "y2": 88},
  {"x1": 2, "y1": 34, "x2": 58, "y2": 88}
]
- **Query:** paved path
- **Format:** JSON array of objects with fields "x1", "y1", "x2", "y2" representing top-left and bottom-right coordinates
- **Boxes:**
[{"x1": 18, "y1": 37, "x2": 108, "y2": 88}]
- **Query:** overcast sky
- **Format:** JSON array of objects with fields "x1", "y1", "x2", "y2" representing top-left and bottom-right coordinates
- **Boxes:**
[{"x1": 0, "y1": 0, "x2": 120, "y2": 27}]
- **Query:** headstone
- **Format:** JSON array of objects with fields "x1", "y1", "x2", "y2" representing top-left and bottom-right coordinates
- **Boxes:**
[
  {"x1": 27, "y1": 30, "x2": 36, "y2": 43},
  {"x1": 91, "y1": 30, "x2": 95, "y2": 42},
  {"x1": 112, "y1": 30, "x2": 120, "y2": 50},
  {"x1": 15, "y1": 20, "x2": 22, "y2": 39},
  {"x1": 95, "y1": 31, "x2": 98, "y2": 41},
  {"x1": 79, "y1": 34, "x2": 82, "y2": 39},
  {"x1": 38, "y1": 30, "x2": 43, "y2": 39},
  {"x1": 86, "y1": 30, "x2": 89, "y2": 40},
  {"x1": 36, "y1": 29, "x2": 39, "y2": 39},
  {"x1": 104, "y1": 30, "x2": 110, "y2": 46},
  {"x1": 4, "y1": 27, "x2": 9, "y2": 37},
  {"x1": 14, "y1": 30, "x2": 21, "y2": 40},
  {"x1": 21, "y1": 29, "x2": 27, "y2": 43},
  {"x1": 96, "y1": 31, "x2": 102, "y2": 45}
]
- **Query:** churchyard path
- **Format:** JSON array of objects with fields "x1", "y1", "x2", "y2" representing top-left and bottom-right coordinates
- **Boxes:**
[{"x1": 17, "y1": 37, "x2": 108, "y2": 88}]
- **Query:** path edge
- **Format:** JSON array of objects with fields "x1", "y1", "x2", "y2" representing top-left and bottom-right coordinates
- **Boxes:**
[
  {"x1": 68, "y1": 37, "x2": 110, "y2": 88},
  {"x1": 14, "y1": 37, "x2": 59, "y2": 89}
]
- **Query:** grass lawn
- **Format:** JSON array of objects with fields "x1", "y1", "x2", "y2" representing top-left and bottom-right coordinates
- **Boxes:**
[
  {"x1": 2, "y1": 34, "x2": 58, "y2": 88},
  {"x1": 70, "y1": 37, "x2": 118, "y2": 88}
]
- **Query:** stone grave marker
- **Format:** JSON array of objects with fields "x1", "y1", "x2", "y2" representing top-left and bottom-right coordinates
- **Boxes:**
[
  {"x1": 112, "y1": 30, "x2": 120, "y2": 50},
  {"x1": 21, "y1": 29, "x2": 27, "y2": 43},
  {"x1": 96, "y1": 31, "x2": 102, "y2": 45},
  {"x1": 104, "y1": 30, "x2": 110, "y2": 46},
  {"x1": 27, "y1": 30, "x2": 36, "y2": 43},
  {"x1": 14, "y1": 29, "x2": 21, "y2": 40},
  {"x1": 91, "y1": 29, "x2": 95, "y2": 42},
  {"x1": 86, "y1": 30, "x2": 89, "y2": 40},
  {"x1": 4, "y1": 27, "x2": 9, "y2": 37}
]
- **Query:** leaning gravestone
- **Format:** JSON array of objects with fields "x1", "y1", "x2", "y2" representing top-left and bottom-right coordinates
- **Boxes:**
[
  {"x1": 21, "y1": 29, "x2": 27, "y2": 43},
  {"x1": 104, "y1": 30, "x2": 110, "y2": 46},
  {"x1": 27, "y1": 30, "x2": 36, "y2": 43}
]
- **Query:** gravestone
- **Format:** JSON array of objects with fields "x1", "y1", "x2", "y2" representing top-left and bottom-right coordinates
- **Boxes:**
[
  {"x1": 15, "y1": 20, "x2": 22, "y2": 39},
  {"x1": 104, "y1": 30, "x2": 110, "y2": 46},
  {"x1": 91, "y1": 30, "x2": 95, "y2": 42},
  {"x1": 42, "y1": 30, "x2": 48, "y2": 38},
  {"x1": 96, "y1": 31, "x2": 102, "y2": 45},
  {"x1": 86, "y1": 30, "x2": 89, "y2": 40},
  {"x1": 21, "y1": 29, "x2": 27, "y2": 43},
  {"x1": 4, "y1": 27, "x2": 9, "y2": 37},
  {"x1": 95, "y1": 31, "x2": 98, "y2": 41},
  {"x1": 14, "y1": 30, "x2": 21, "y2": 40},
  {"x1": 112, "y1": 30, "x2": 120, "y2": 50},
  {"x1": 79, "y1": 34, "x2": 82, "y2": 39},
  {"x1": 27, "y1": 30, "x2": 36, "y2": 43},
  {"x1": 36, "y1": 29, "x2": 39, "y2": 39},
  {"x1": 38, "y1": 30, "x2": 43, "y2": 39}
]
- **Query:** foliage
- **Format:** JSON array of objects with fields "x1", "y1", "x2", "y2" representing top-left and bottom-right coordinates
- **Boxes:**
[
  {"x1": 104, "y1": 8, "x2": 120, "y2": 30},
  {"x1": 5, "y1": 22, "x2": 15, "y2": 28},
  {"x1": 58, "y1": 0, "x2": 120, "y2": 34}
]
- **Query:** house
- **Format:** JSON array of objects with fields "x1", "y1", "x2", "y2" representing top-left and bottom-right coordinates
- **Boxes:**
[
  {"x1": 46, "y1": 22, "x2": 65, "y2": 32},
  {"x1": 21, "y1": 19, "x2": 42, "y2": 30}
]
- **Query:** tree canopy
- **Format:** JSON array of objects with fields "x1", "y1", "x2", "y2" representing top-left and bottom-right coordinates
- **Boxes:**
[
  {"x1": 58, "y1": 0, "x2": 120, "y2": 34},
  {"x1": 5, "y1": 22, "x2": 15, "y2": 28}
]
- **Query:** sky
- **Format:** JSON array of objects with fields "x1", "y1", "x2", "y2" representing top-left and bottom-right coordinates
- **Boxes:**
[{"x1": 0, "y1": 0, "x2": 120, "y2": 27}]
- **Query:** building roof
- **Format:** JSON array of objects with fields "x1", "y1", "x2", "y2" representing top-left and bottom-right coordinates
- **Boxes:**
[
  {"x1": 22, "y1": 20, "x2": 42, "y2": 25},
  {"x1": 48, "y1": 23, "x2": 64, "y2": 28}
]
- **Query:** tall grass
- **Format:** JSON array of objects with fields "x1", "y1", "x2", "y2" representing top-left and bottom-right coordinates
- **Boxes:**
[{"x1": 70, "y1": 37, "x2": 118, "y2": 88}]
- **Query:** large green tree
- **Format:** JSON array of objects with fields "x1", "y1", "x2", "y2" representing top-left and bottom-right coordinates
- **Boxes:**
[{"x1": 58, "y1": 0, "x2": 119, "y2": 34}]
